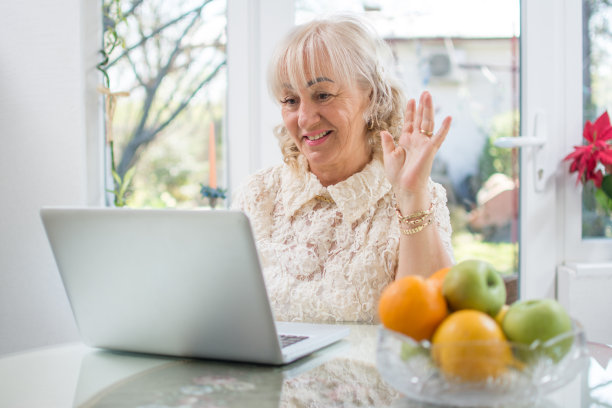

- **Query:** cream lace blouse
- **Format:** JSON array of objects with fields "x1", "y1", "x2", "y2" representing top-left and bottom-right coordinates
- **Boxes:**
[{"x1": 232, "y1": 156, "x2": 453, "y2": 324}]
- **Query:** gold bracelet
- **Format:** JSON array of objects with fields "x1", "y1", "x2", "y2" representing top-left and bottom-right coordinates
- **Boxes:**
[
  {"x1": 401, "y1": 215, "x2": 429, "y2": 226},
  {"x1": 396, "y1": 203, "x2": 433, "y2": 222},
  {"x1": 400, "y1": 217, "x2": 433, "y2": 235}
]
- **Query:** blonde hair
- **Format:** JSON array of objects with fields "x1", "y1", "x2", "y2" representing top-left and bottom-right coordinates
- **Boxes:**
[{"x1": 268, "y1": 15, "x2": 405, "y2": 167}]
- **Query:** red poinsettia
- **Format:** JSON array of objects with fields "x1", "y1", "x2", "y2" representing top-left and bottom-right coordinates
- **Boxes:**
[{"x1": 564, "y1": 111, "x2": 612, "y2": 188}]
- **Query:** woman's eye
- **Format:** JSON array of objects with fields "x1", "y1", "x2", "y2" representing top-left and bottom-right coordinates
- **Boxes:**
[
  {"x1": 317, "y1": 93, "x2": 332, "y2": 101},
  {"x1": 280, "y1": 97, "x2": 298, "y2": 105}
]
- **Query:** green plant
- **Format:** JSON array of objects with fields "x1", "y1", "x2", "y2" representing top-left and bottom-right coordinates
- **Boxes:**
[
  {"x1": 98, "y1": 0, "x2": 126, "y2": 88},
  {"x1": 478, "y1": 110, "x2": 518, "y2": 184},
  {"x1": 200, "y1": 185, "x2": 226, "y2": 208},
  {"x1": 98, "y1": 0, "x2": 134, "y2": 207},
  {"x1": 107, "y1": 167, "x2": 136, "y2": 207},
  {"x1": 564, "y1": 111, "x2": 612, "y2": 215},
  {"x1": 200, "y1": 185, "x2": 226, "y2": 199}
]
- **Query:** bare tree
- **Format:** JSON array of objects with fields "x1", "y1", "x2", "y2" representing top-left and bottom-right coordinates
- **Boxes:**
[{"x1": 106, "y1": 0, "x2": 226, "y2": 178}]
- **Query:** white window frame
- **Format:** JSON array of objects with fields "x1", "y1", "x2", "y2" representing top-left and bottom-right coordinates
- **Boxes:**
[
  {"x1": 519, "y1": 0, "x2": 569, "y2": 300},
  {"x1": 561, "y1": 0, "x2": 612, "y2": 263},
  {"x1": 226, "y1": 0, "x2": 293, "y2": 197},
  {"x1": 84, "y1": 0, "x2": 106, "y2": 207},
  {"x1": 521, "y1": 0, "x2": 612, "y2": 304},
  {"x1": 87, "y1": 0, "x2": 612, "y2": 293}
]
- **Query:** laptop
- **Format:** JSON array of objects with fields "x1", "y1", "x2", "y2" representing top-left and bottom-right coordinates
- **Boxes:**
[{"x1": 40, "y1": 207, "x2": 350, "y2": 365}]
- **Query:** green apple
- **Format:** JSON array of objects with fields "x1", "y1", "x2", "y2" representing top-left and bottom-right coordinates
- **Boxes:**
[
  {"x1": 442, "y1": 259, "x2": 506, "y2": 317},
  {"x1": 502, "y1": 298, "x2": 573, "y2": 363},
  {"x1": 400, "y1": 341, "x2": 429, "y2": 362}
]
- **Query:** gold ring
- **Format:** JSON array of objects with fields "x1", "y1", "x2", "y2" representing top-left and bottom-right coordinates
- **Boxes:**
[{"x1": 419, "y1": 128, "x2": 433, "y2": 137}]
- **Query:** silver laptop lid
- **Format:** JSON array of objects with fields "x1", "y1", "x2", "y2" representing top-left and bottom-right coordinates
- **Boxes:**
[{"x1": 41, "y1": 208, "x2": 283, "y2": 364}]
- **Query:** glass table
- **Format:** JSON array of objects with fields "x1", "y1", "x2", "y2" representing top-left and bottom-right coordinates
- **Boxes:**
[{"x1": 0, "y1": 324, "x2": 610, "y2": 407}]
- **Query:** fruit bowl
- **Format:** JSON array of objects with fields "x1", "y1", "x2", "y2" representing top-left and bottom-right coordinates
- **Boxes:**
[{"x1": 376, "y1": 320, "x2": 589, "y2": 407}]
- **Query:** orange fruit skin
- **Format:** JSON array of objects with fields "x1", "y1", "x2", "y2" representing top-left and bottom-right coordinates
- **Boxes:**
[
  {"x1": 378, "y1": 275, "x2": 448, "y2": 341},
  {"x1": 432, "y1": 310, "x2": 512, "y2": 382},
  {"x1": 427, "y1": 266, "x2": 451, "y2": 292}
]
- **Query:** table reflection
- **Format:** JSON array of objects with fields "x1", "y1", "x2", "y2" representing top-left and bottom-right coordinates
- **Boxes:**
[
  {"x1": 72, "y1": 327, "x2": 612, "y2": 408},
  {"x1": 75, "y1": 349, "x2": 398, "y2": 407}
]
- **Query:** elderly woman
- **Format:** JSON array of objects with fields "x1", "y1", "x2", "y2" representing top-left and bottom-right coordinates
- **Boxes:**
[{"x1": 232, "y1": 15, "x2": 453, "y2": 323}]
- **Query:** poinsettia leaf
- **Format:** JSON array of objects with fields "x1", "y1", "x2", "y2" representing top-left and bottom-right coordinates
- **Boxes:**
[
  {"x1": 583, "y1": 120, "x2": 594, "y2": 142},
  {"x1": 600, "y1": 127, "x2": 612, "y2": 142},
  {"x1": 594, "y1": 111, "x2": 611, "y2": 131},
  {"x1": 564, "y1": 146, "x2": 589, "y2": 161},
  {"x1": 593, "y1": 171, "x2": 604, "y2": 187},
  {"x1": 599, "y1": 149, "x2": 612, "y2": 164}
]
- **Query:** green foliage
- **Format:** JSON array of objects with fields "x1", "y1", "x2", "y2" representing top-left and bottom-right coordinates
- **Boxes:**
[
  {"x1": 452, "y1": 231, "x2": 517, "y2": 276},
  {"x1": 200, "y1": 185, "x2": 226, "y2": 199},
  {"x1": 595, "y1": 187, "x2": 612, "y2": 214},
  {"x1": 582, "y1": 181, "x2": 612, "y2": 237},
  {"x1": 98, "y1": 0, "x2": 127, "y2": 87},
  {"x1": 106, "y1": 166, "x2": 136, "y2": 207},
  {"x1": 595, "y1": 175, "x2": 612, "y2": 215},
  {"x1": 478, "y1": 110, "x2": 518, "y2": 184},
  {"x1": 602, "y1": 174, "x2": 612, "y2": 199}
]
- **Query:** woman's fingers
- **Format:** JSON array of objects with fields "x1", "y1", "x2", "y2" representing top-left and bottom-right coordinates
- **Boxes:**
[
  {"x1": 419, "y1": 92, "x2": 434, "y2": 135},
  {"x1": 414, "y1": 92, "x2": 425, "y2": 131},
  {"x1": 432, "y1": 116, "x2": 452, "y2": 148},
  {"x1": 403, "y1": 99, "x2": 416, "y2": 135},
  {"x1": 380, "y1": 130, "x2": 405, "y2": 176},
  {"x1": 380, "y1": 130, "x2": 396, "y2": 156}
]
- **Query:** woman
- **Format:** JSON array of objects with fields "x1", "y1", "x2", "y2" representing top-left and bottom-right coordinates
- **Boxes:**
[{"x1": 232, "y1": 15, "x2": 453, "y2": 323}]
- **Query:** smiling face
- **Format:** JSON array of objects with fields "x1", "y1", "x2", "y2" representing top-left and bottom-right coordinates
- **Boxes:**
[{"x1": 279, "y1": 74, "x2": 372, "y2": 186}]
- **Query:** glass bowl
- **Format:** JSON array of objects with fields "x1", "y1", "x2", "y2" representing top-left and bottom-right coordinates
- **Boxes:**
[{"x1": 376, "y1": 320, "x2": 589, "y2": 407}]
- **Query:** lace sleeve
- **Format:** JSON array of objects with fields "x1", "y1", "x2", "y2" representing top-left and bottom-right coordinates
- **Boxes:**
[{"x1": 429, "y1": 179, "x2": 454, "y2": 262}]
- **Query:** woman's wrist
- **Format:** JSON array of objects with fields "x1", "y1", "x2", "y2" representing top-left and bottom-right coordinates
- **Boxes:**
[
  {"x1": 394, "y1": 189, "x2": 431, "y2": 215},
  {"x1": 395, "y1": 190, "x2": 434, "y2": 236}
]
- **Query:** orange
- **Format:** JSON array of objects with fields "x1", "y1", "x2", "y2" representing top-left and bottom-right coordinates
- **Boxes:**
[
  {"x1": 432, "y1": 310, "x2": 512, "y2": 382},
  {"x1": 378, "y1": 275, "x2": 448, "y2": 341},
  {"x1": 427, "y1": 266, "x2": 451, "y2": 292}
]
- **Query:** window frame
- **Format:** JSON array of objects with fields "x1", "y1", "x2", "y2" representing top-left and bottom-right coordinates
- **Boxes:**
[
  {"x1": 87, "y1": 0, "x2": 612, "y2": 269},
  {"x1": 562, "y1": 0, "x2": 612, "y2": 263},
  {"x1": 226, "y1": 0, "x2": 293, "y2": 199},
  {"x1": 520, "y1": 0, "x2": 612, "y2": 302}
]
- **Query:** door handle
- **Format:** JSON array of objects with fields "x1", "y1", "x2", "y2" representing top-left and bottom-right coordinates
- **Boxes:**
[{"x1": 494, "y1": 112, "x2": 550, "y2": 192}]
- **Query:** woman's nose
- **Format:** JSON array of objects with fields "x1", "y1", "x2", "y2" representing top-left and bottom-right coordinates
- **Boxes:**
[{"x1": 297, "y1": 100, "x2": 319, "y2": 129}]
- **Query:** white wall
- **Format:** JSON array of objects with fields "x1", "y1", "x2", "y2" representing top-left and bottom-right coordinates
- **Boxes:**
[{"x1": 0, "y1": 0, "x2": 88, "y2": 354}]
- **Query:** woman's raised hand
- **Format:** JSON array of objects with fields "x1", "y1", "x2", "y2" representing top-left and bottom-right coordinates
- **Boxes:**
[{"x1": 380, "y1": 91, "x2": 451, "y2": 206}]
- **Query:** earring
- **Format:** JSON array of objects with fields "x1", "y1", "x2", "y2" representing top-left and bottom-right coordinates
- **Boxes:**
[{"x1": 367, "y1": 118, "x2": 374, "y2": 130}]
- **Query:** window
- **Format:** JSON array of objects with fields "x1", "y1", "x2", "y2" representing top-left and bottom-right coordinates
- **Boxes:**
[
  {"x1": 557, "y1": 0, "x2": 612, "y2": 263},
  {"x1": 295, "y1": 0, "x2": 521, "y2": 279},
  {"x1": 103, "y1": 0, "x2": 227, "y2": 208},
  {"x1": 581, "y1": 0, "x2": 612, "y2": 238}
]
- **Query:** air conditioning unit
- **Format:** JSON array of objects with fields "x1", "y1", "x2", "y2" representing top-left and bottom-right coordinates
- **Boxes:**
[
  {"x1": 429, "y1": 53, "x2": 453, "y2": 77},
  {"x1": 426, "y1": 40, "x2": 466, "y2": 84}
]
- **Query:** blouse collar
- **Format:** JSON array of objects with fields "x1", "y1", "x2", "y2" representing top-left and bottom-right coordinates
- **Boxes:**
[{"x1": 280, "y1": 156, "x2": 393, "y2": 224}]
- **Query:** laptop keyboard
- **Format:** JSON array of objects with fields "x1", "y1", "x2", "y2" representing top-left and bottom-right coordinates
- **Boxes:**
[{"x1": 279, "y1": 334, "x2": 309, "y2": 348}]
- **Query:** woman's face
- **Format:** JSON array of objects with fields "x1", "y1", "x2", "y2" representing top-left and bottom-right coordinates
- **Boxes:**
[{"x1": 279, "y1": 73, "x2": 371, "y2": 184}]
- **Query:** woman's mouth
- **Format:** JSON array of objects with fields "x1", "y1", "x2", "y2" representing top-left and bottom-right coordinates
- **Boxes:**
[{"x1": 304, "y1": 130, "x2": 332, "y2": 145}]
